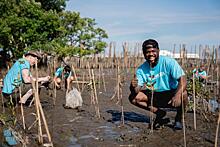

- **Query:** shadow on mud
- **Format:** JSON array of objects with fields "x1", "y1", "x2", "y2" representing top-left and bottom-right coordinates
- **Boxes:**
[{"x1": 106, "y1": 110, "x2": 150, "y2": 123}]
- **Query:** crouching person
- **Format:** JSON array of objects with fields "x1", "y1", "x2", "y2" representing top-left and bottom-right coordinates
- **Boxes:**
[
  {"x1": 54, "y1": 65, "x2": 74, "y2": 92},
  {"x1": 2, "y1": 50, "x2": 50, "y2": 106},
  {"x1": 129, "y1": 39, "x2": 188, "y2": 130}
]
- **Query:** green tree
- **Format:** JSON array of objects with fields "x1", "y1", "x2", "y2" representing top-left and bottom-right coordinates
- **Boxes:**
[
  {"x1": 35, "y1": 0, "x2": 67, "y2": 12},
  {"x1": 0, "y1": 0, "x2": 108, "y2": 59},
  {"x1": 0, "y1": 0, "x2": 65, "y2": 58},
  {"x1": 60, "y1": 11, "x2": 108, "y2": 56}
]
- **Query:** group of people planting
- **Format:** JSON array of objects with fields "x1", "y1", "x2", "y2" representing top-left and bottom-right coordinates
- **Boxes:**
[{"x1": 1, "y1": 39, "x2": 209, "y2": 131}]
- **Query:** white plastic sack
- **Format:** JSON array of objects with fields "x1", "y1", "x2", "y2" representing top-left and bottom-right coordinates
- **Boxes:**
[{"x1": 65, "y1": 87, "x2": 83, "y2": 109}]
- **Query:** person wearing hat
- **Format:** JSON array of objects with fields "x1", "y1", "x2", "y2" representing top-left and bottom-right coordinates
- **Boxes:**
[
  {"x1": 129, "y1": 39, "x2": 188, "y2": 130},
  {"x1": 2, "y1": 50, "x2": 50, "y2": 106}
]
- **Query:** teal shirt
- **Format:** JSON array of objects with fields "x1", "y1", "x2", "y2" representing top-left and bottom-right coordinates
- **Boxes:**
[
  {"x1": 55, "y1": 67, "x2": 72, "y2": 79},
  {"x1": 136, "y1": 56, "x2": 185, "y2": 92},
  {"x1": 55, "y1": 67, "x2": 64, "y2": 78},
  {"x1": 2, "y1": 58, "x2": 30, "y2": 94},
  {"x1": 193, "y1": 68, "x2": 207, "y2": 79}
]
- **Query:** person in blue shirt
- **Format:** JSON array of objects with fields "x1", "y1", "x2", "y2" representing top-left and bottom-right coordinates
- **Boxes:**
[
  {"x1": 54, "y1": 65, "x2": 74, "y2": 92},
  {"x1": 129, "y1": 39, "x2": 188, "y2": 130},
  {"x1": 192, "y1": 64, "x2": 209, "y2": 83},
  {"x1": 2, "y1": 51, "x2": 50, "y2": 106}
]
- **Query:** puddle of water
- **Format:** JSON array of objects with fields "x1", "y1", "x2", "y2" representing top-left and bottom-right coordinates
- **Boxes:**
[
  {"x1": 79, "y1": 134, "x2": 97, "y2": 140},
  {"x1": 97, "y1": 125, "x2": 120, "y2": 139},
  {"x1": 69, "y1": 123, "x2": 140, "y2": 145},
  {"x1": 68, "y1": 136, "x2": 81, "y2": 147}
]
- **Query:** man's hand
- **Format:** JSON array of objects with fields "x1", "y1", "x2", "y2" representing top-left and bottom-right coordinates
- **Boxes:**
[
  {"x1": 168, "y1": 93, "x2": 182, "y2": 107},
  {"x1": 130, "y1": 74, "x2": 141, "y2": 93},
  {"x1": 131, "y1": 74, "x2": 138, "y2": 88},
  {"x1": 43, "y1": 76, "x2": 50, "y2": 82}
]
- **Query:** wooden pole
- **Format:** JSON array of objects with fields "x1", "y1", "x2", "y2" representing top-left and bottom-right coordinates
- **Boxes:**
[
  {"x1": 215, "y1": 110, "x2": 220, "y2": 147},
  {"x1": 92, "y1": 69, "x2": 101, "y2": 118},
  {"x1": 101, "y1": 64, "x2": 106, "y2": 92},
  {"x1": 118, "y1": 61, "x2": 124, "y2": 125},
  {"x1": 53, "y1": 58, "x2": 56, "y2": 106},
  {"x1": 72, "y1": 65, "x2": 80, "y2": 92},
  {"x1": 150, "y1": 64, "x2": 154, "y2": 133},
  {"x1": 182, "y1": 78, "x2": 186, "y2": 147},
  {"x1": 87, "y1": 63, "x2": 95, "y2": 105},
  {"x1": 98, "y1": 63, "x2": 101, "y2": 89},
  {"x1": 193, "y1": 73, "x2": 197, "y2": 130},
  {"x1": 32, "y1": 62, "x2": 43, "y2": 144},
  {"x1": 19, "y1": 86, "x2": 25, "y2": 130}
]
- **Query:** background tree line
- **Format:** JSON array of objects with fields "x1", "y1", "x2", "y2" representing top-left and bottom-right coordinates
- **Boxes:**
[{"x1": 0, "y1": 0, "x2": 108, "y2": 61}]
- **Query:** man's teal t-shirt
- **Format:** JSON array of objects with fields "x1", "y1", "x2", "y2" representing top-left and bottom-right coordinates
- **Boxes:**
[
  {"x1": 2, "y1": 58, "x2": 30, "y2": 94},
  {"x1": 136, "y1": 56, "x2": 185, "y2": 92}
]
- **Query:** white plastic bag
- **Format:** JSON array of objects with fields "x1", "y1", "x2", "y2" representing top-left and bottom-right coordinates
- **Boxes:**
[{"x1": 65, "y1": 87, "x2": 83, "y2": 109}]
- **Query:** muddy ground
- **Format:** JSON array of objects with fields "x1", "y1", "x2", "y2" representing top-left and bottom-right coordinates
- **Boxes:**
[{"x1": 0, "y1": 68, "x2": 219, "y2": 147}]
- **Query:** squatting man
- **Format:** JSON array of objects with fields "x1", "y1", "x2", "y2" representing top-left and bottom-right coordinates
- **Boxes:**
[{"x1": 129, "y1": 39, "x2": 188, "y2": 130}]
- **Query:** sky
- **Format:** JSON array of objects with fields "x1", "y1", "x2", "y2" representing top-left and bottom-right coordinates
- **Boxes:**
[{"x1": 66, "y1": 0, "x2": 220, "y2": 51}]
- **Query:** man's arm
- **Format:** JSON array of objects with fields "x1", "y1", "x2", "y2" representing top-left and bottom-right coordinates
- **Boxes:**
[
  {"x1": 168, "y1": 75, "x2": 187, "y2": 107},
  {"x1": 22, "y1": 69, "x2": 50, "y2": 83},
  {"x1": 175, "y1": 75, "x2": 187, "y2": 96}
]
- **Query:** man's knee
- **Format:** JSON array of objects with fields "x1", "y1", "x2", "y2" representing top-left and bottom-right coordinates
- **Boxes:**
[{"x1": 128, "y1": 92, "x2": 147, "y2": 104}]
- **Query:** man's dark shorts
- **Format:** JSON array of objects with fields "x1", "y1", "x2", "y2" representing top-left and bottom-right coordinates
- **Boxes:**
[{"x1": 129, "y1": 89, "x2": 177, "y2": 108}]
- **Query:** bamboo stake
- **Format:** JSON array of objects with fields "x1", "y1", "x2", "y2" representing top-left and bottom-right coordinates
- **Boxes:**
[
  {"x1": 53, "y1": 58, "x2": 56, "y2": 106},
  {"x1": 32, "y1": 63, "x2": 43, "y2": 144},
  {"x1": 19, "y1": 86, "x2": 25, "y2": 130},
  {"x1": 181, "y1": 78, "x2": 186, "y2": 147},
  {"x1": 36, "y1": 62, "x2": 43, "y2": 143},
  {"x1": 193, "y1": 73, "x2": 197, "y2": 130},
  {"x1": 116, "y1": 60, "x2": 124, "y2": 125},
  {"x1": 98, "y1": 63, "x2": 101, "y2": 89},
  {"x1": 216, "y1": 46, "x2": 219, "y2": 97},
  {"x1": 33, "y1": 61, "x2": 53, "y2": 146},
  {"x1": 92, "y1": 69, "x2": 100, "y2": 118},
  {"x1": 38, "y1": 98, "x2": 52, "y2": 143},
  {"x1": 150, "y1": 87, "x2": 154, "y2": 133},
  {"x1": 72, "y1": 65, "x2": 80, "y2": 92},
  {"x1": 92, "y1": 69, "x2": 101, "y2": 118},
  {"x1": 150, "y1": 64, "x2": 154, "y2": 133},
  {"x1": 81, "y1": 72, "x2": 85, "y2": 92},
  {"x1": 101, "y1": 64, "x2": 106, "y2": 92},
  {"x1": 87, "y1": 63, "x2": 95, "y2": 105},
  {"x1": 215, "y1": 110, "x2": 220, "y2": 147},
  {"x1": 117, "y1": 63, "x2": 120, "y2": 104}
]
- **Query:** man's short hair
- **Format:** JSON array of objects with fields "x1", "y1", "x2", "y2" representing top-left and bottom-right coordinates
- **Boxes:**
[{"x1": 142, "y1": 39, "x2": 159, "y2": 52}]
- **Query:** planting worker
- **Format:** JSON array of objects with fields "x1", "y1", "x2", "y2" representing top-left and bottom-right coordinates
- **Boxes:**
[
  {"x1": 2, "y1": 50, "x2": 50, "y2": 106},
  {"x1": 192, "y1": 64, "x2": 210, "y2": 83},
  {"x1": 129, "y1": 39, "x2": 188, "y2": 130},
  {"x1": 54, "y1": 65, "x2": 74, "y2": 92}
]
